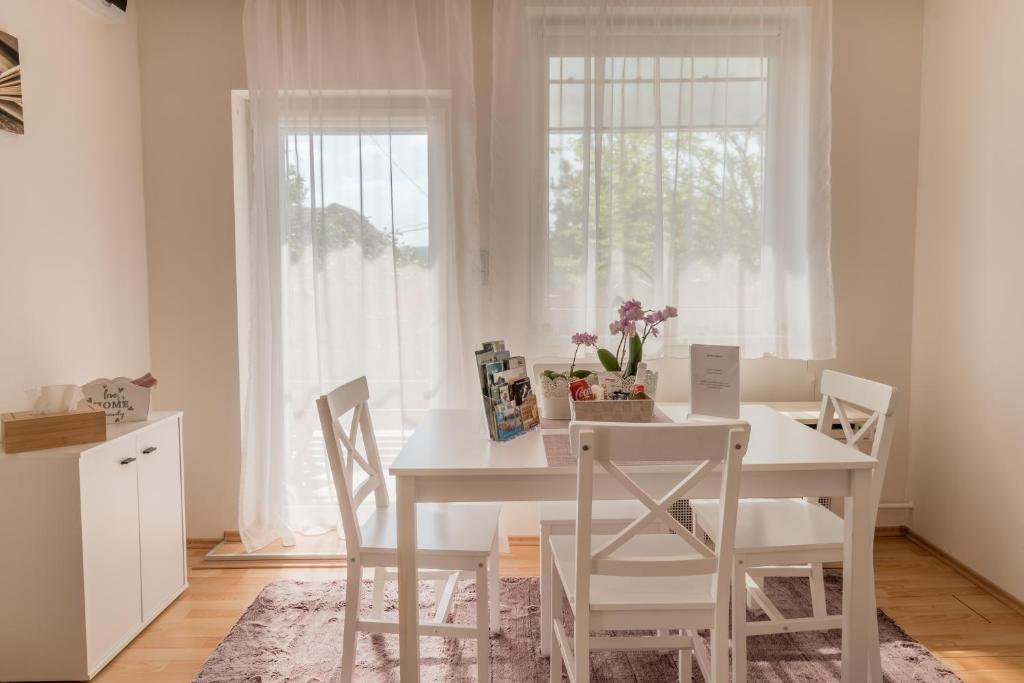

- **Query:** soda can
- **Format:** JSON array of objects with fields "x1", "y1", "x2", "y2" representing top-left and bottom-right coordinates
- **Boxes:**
[{"x1": 569, "y1": 378, "x2": 594, "y2": 401}]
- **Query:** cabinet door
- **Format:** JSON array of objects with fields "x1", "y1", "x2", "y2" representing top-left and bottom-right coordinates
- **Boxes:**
[
  {"x1": 80, "y1": 439, "x2": 143, "y2": 670},
  {"x1": 137, "y1": 418, "x2": 186, "y2": 620}
]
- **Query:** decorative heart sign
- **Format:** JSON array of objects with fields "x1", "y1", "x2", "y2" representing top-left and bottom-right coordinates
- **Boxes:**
[{"x1": 81, "y1": 377, "x2": 153, "y2": 424}]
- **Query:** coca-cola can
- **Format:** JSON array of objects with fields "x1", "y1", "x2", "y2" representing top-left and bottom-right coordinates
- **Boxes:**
[{"x1": 569, "y1": 378, "x2": 594, "y2": 401}]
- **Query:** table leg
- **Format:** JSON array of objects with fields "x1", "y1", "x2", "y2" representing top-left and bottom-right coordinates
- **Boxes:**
[
  {"x1": 396, "y1": 476, "x2": 420, "y2": 683},
  {"x1": 540, "y1": 524, "x2": 551, "y2": 656},
  {"x1": 842, "y1": 469, "x2": 880, "y2": 682}
]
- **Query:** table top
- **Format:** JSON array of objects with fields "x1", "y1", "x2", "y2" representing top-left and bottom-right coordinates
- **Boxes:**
[
  {"x1": 760, "y1": 401, "x2": 869, "y2": 425},
  {"x1": 391, "y1": 403, "x2": 876, "y2": 477}
]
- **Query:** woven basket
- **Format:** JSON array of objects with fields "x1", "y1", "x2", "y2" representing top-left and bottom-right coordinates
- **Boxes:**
[{"x1": 569, "y1": 397, "x2": 655, "y2": 423}]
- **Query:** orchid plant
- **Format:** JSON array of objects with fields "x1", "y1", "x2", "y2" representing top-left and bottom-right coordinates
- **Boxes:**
[{"x1": 543, "y1": 299, "x2": 678, "y2": 382}]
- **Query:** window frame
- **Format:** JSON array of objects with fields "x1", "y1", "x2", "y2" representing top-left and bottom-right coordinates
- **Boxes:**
[
  {"x1": 532, "y1": 21, "x2": 777, "y2": 338},
  {"x1": 230, "y1": 88, "x2": 454, "y2": 465}
]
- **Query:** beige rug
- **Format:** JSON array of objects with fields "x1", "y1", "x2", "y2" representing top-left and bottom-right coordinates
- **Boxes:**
[{"x1": 194, "y1": 573, "x2": 961, "y2": 682}]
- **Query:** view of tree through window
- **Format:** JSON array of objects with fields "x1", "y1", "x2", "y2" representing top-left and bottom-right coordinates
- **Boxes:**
[
  {"x1": 547, "y1": 55, "x2": 767, "y2": 322},
  {"x1": 285, "y1": 134, "x2": 429, "y2": 269},
  {"x1": 281, "y1": 131, "x2": 434, "y2": 523}
]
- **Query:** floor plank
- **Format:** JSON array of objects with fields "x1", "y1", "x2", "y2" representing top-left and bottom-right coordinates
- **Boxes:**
[{"x1": 89, "y1": 536, "x2": 1023, "y2": 683}]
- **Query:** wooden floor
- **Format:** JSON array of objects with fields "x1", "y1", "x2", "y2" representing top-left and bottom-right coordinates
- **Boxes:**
[{"x1": 90, "y1": 536, "x2": 1024, "y2": 683}]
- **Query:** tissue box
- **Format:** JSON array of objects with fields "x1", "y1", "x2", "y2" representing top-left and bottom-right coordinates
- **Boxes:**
[
  {"x1": 82, "y1": 378, "x2": 152, "y2": 423},
  {"x1": 2, "y1": 404, "x2": 107, "y2": 454}
]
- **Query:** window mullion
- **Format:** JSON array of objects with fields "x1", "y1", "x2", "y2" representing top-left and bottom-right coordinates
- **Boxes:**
[
  {"x1": 653, "y1": 57, "x2": 666, "y2": 310},
  {"x1": 585, "y1": 53, "x2": 601, "y2": 332}
]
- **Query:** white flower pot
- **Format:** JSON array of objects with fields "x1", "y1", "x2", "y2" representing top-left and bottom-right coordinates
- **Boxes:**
[{"x1": 538, "y1": 374, "x2": 574, "y2": 420}]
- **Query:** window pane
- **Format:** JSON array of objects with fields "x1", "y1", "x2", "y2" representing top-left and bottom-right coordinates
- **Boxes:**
[
  {"x1": 562, "y1": 56, "x2": 585, "y2": 81},
  {"x1": 548, "y1": 132, "x2": 586, "y2": 311},
  {"x1": 283, "y1": 130, "x2": 433, "y2": 526},
  {"x1": 545, "y1": 52, "x2": 768, "y2": 326},
  {"x1": 560, "y1": 83, "x2": 586, "y2": 129}
]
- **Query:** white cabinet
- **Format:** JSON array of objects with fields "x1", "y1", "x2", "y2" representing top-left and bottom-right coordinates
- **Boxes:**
[
  {"x1": 80, "y1": 438, "x2": 144, "y2": 670},
  {"x1": 137, "y1": 419, "x2": 185, "y2": 621},
  {"x1": 0, "y1": 412, "x2": 186, "y2": 682}
]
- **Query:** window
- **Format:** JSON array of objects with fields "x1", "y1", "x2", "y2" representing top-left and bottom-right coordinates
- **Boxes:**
[
  {"x1": 234, "y1": 94, "x2": 453, "y2": 533},
  {"x1": 490, "y1": 2, "x2": 834, "y2": 360},
  {"x1": 546, "y1": 55, "x2": 768, "y2": 334},
  {"x1": 283, "y1": 129, "x2": 433, "y2": 517}
]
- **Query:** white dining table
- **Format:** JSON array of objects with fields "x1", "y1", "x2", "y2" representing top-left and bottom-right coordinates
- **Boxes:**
[{"x1": 389, "y1": 402, "x2": 882, "y2": 682}]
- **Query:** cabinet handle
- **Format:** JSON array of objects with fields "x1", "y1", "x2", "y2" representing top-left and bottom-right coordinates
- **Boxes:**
[
  {"x1": 142, "y1": 446, "x2": 157, "y2": 454},
  {"x1": 120, "y1": 457, "x2": 137, "y2": 465}
]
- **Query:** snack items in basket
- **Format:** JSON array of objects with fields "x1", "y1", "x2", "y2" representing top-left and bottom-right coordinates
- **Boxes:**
[{"x1": 629, "y1": 384, "x2": 651, "y2": 400}]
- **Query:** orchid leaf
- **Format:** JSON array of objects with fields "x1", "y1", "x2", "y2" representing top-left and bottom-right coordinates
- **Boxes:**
[
  {"x1": 625, "y1": 334, "x2": 643, "y2": 379},
  {"x1": 597, "y1": 348, "x2": 620, "y2": 372}
]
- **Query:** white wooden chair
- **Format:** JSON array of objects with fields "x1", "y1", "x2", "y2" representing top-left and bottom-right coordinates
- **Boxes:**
[
  {"x1": 548, "y1": 419, "x2": 750, "y2": 683},
  {"x1": 317, "y1": 377, "x2": 502, "y2": 682},
  {"x1": 539, "y1": 499, "x2": 661, "y2": 656},
  {"x1": 537, "y1": 372, "x2": 668, "y2": 656},
  {"x1": 690, "y1": 370, "x2": 897, "y2": 682}
]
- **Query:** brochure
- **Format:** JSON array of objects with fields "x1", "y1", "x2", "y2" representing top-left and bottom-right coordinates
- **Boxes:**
[{"x1": 475, "y1": 340, "x2": 538, "y2": 441}]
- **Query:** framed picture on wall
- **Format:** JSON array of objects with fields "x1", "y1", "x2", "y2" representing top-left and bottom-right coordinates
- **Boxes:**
[{"x1": 0, "y1": 30, "x2": 23, "y2": 135}]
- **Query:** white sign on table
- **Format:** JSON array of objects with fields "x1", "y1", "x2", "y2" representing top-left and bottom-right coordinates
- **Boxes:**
[{"x1": 689, "y1": 344, "x2": 740, "y2": 419}]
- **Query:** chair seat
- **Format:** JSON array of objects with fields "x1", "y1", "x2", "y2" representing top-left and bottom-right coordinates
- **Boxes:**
[
  {"x1": 549, "y1": 533, "x2": 715, "y2": 611},
  {"x1": 360, "y1": 503, "x2": 501, "y2": 557},
  {"x1": 540, "y1": 499, "x2": 649, "y2": 526},
  {"x1": 690, "y1": 498, "x2": 844, "y2": 555}
]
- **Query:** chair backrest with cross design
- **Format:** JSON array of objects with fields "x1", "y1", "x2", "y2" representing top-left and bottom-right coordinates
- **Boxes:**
[
  {"x1": 569, "y1": 420, "x2": 750, "y2": 611},
  {"x1": 816, "y1": 370, "x2": 897, "y2": 515},
  {"x1": 316, "y1": 377, "x2": 390, "y2": 558}
]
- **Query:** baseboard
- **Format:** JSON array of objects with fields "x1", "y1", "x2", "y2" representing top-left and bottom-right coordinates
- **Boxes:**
[
  {"x1": 188, "y1": 527, "x2": 1024, "y2": 617},
  {"x1": 902, "y1": 527, "x2": 1024, "y2": 617},
  {"x1": 508, "y1": 535, "x2": 540, "y2": 547},
  {"x1": 191, "y1": 528, "x2": 902, "y2": 550},
  {"x1": 187, "y1": 531, "x2": 238, "y2": 550},
  {"x1": 203, "y1": 530, "x2": 543, "y2": 548}
]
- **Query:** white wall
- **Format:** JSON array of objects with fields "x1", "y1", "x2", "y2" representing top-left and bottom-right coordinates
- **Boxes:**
[
  {"x1": 137, "y1": 0, "x2": 924, "y2": 538},
  {"x1": 135, "y1": 0, "x2": 247, "y2": 540},
  {"x1": 0, "y1": 1, "x2": 150, "y2": 412},
  {"x1": 909, "y1": 0, "x2": 1024, "y2": 601}
]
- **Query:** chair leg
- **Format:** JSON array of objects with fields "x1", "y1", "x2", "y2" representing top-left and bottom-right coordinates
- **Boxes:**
[
  {"x1": 678, "y1": 629, "x2": 693, "y2": 682},
  {"x1": 810, "y1": 562, "x2": 827, "y2": 619},
  {"x1": 340, "y1": 561, "x2": 362, "y2": 683},
  {"x1": 370, "y1": 566, "x2": 386, "y2": 619},
  {"x1": 431, "y1": 578, "x2": 448, "y2": 621},
  {"x1": 746, "y1": 564, "x2": 763, "y2": 613},
  {"x1": 732, "y1": 561, "x2": 748, "y2": 683},
  {"x1": 868, "y1": 589, "x2": 882, "y2": 682},
  {"x1": 869, "y1": 625, "x2": 883, "y2": 682},
  {"x1": 540, "y1": 524, "x2": 552, "y2": 656},
  {"x1": 574, "y1": 610, "x2": 590, "y2": 682},
  {"x1": 710, "y1": 570, "x2": 729, "y2": 683},
  {"x1": 475, "y1": 560, "x2": 491, "y2": 682},
  {"x1": 549, "y1": 549, "x2": 564, "y2": 683},
  {"x1": 489, "y1": 535, "x2": 501, "y2": 633}
]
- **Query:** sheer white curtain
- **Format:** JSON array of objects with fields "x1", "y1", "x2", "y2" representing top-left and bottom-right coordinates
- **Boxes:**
[
  {"x1": 490, "y1": 0, "x2": 834, "y2": 361},
  {"x1": 240, "y1": 0, "x2": 481, "y2": 551}
]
